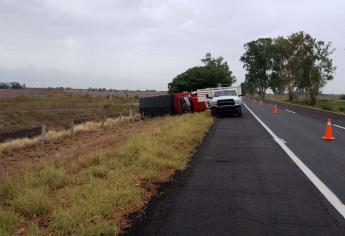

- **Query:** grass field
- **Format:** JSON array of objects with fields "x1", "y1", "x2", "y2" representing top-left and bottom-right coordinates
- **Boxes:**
[
  {"x1": 265, "y1": 95, "x2": 345, "y2": 114},
  {"x1": 0, "y1": 112, "x2": 213, "y2": 235},
  {"x1": 0, "y1": 89, "x2": 144, "y2": 133}
]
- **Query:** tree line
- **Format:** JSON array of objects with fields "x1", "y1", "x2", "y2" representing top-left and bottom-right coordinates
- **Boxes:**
[
  {"x1": 0, "y1": 82, "x2": 25, "y2": 89},
  {"x1": 240, "y1": 31, "x2": 336, "y2": 105}
]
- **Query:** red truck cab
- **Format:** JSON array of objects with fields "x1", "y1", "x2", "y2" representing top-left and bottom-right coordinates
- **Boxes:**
[
  {"x1": 173, "y1": 92, "x2": 191, "y2": 114},
  {"x1": 190, "y1": 94, "x2": 207, "y2": 112},
  {"x1": 173, "y1": 92, "x2": 207, "y2": 114}
]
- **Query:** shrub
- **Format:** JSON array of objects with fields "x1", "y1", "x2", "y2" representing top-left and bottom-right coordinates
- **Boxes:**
[
  {"x1": 339, "y1": 107, "x2": 345, "y2": 112},
  {"x1": 321, "y1": 103, "x2": 333, "y2": 111},
  {"x1": 340, "y1": 94, "x2": 345, "y2": 100}
]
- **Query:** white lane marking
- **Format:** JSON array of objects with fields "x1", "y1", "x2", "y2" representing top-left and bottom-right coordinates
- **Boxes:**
[
  {"x1": 333, "y1": 124, "x2": 345, "y2": 130},
  {"x1": 243, "y1": 102, "x2": 345, "y2": 219},
  {"x1": 280, "y1": 138, "x2": 287, "y2": 144},
  {"x1": 285, "y1": 109, "x2": 296, "y2": 114}
]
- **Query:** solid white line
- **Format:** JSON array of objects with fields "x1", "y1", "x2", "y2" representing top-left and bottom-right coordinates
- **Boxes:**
[
  {"x1": 333, "y1": 124, "x2": 345, "y2": 130},
  {"x1": 280, "y1": 138, "x2": 287, "y2": 144},
  {"x1": 285, "y1": 109, "x2": 296, "y2": 114},
  {"x1": 243, "y1": 102, "x2": 345, "y2": 219}
]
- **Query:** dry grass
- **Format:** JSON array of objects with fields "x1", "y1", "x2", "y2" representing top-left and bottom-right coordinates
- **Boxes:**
[
  {"x1": 0, "y1": 112, "x2": 213, "y2": 235},
  {"x1": 0, "y1": 115, "x2": 140, "y2": 154},
  {"x1": 0, "y1": 137, "x2": 39, "y2": 154},
  {"x1": 0, "y1": 91, "x2": 140, "y2": 133}
]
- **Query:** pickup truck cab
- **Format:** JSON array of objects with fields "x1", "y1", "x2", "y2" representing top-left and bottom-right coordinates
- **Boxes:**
[{"x1": 209, "y1": 89, "x2": 242, "y2": 117}]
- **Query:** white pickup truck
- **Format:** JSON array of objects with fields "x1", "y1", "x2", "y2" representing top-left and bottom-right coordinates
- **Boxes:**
[{"x1": 208, "y1": 88, "x2": 242, "y2": 117}]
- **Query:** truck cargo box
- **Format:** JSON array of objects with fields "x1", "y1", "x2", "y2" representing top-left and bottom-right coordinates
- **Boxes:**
[{"x1": 139, "y1": 94, "x2": 174, "y2": 117}]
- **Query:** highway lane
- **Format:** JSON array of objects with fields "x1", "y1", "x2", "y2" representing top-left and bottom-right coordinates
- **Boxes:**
[
  {"x1": 243, "y1": 98, "x2": 345, "y2": 206},
  {"x1": 127, "y1": 107, "x2": 345, "y2": 236}
]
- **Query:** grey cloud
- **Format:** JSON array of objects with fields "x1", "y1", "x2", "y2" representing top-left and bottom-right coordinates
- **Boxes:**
[{"x1": 0, "y1": 0, "x2": 344, "y2": 93}]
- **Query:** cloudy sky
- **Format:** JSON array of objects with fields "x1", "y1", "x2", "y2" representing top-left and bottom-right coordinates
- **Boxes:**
[{"x1": 0, "y1": 0, "x2": 344, "y2": 93}]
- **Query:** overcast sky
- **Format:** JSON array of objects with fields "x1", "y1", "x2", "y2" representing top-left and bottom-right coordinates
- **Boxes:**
[{"x1": 0, "y1": 0, "x2": 344, "y2": 93}]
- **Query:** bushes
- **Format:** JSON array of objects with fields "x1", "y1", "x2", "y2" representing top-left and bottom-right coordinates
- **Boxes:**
[
  {"x1": 340, "y1": 95, "x2": 345, "y2": 100},
  {"x1": 321, "y1": 103, "x2": 333, "y2": 111}
]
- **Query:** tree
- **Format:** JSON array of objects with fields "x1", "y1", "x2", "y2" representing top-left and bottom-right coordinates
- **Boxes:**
[
  {"x1": 10, "y1": 82, "x2": 23, "y2": 89},
  {"x1": 0, "y1": 82, "x2": 10, "y2": 89},
  {"x1": 240, "y1": 32, "x2": 336, "y2": 104},
  {"x1": 168, "y1": 53, "x2": 236, "y2": 93},
  {"x1": 240, "y1": 38, "x2": 275, "y2": 99},
  {"x1": 0, "y1": 82, "x2": 24, "y2": 89},
  {"x1": 289, "y1": 32, "x2": 336, "y2": 104},
  {"x1": 241, "y1": 74, "x2": 258, "y2": 96},
  {"x1": 269, "y1": 37, "x2": 294, "y2": 97}
]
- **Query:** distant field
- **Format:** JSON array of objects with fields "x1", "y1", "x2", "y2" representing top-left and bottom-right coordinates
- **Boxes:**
[
  {"x1": 0, "y1": 88, "x2": 167, "y2": 99},
  {"x1": 266, "y1": 95, "x2": 345, "y2": 114},
  {"x1": 0, "y1": 88, "x2": 166, "y2": 133}
]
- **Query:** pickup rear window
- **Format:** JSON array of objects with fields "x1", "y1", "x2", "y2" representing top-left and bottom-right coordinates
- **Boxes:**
[{"x1": 214, "y1": 90, "x2": 237, "y2": 97}]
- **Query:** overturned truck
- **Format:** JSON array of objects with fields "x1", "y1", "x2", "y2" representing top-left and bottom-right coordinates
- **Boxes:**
[{"x1": 139, "y1": 92, "x2": 207, "y2": 117}]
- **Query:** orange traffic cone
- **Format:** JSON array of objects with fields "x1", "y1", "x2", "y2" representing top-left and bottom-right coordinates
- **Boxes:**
[
  {"x1": 322, "y1": 118, "x2": 335, "y2": 141},
  {"x1": 273, "y1": 104, "x2": 278, "y2": 114}
]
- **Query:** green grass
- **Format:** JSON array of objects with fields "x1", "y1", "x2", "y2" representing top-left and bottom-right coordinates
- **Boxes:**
[
  {"x1": 90, "y1": 166, "x2": 108, "y2": 178},
  {"x1": 0, "y1": 208, "x2": 20, "y2": 236},
  {"x1": 266, "y1": 95, "x2": 345, "y2": 114},
  {"x1": 12, "y1": 188, "x2": 52, "y2": 217},
  {"x1": 320, "y1": 103, "x2": 333, "y2": 111},
  {"x1": 0, "y1": 112, "x2": 213, "y2": 235}
]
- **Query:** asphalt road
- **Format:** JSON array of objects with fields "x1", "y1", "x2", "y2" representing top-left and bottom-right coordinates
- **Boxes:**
[
  {"x1": 128, "y1": 105, "x2": 345, "y2": 236},
  {"x1": 243, "y1": 98, "x2": 345, "y2": 205}
]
